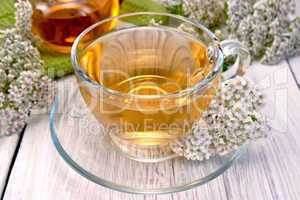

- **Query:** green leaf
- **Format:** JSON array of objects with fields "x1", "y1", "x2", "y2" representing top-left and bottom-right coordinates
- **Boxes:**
[
  {"x1": 167, "y1": 3, "x2": 185, "y2": 16},
  {"x1": 120, "y1": 0, "x2": 168, "y2": 25},
  {"x1": 41, "y1": 53, "x2": 73, "y2": 79},
  {"x1": 223, "y1": 54, "x2": 237, "y2": 72},
  {"x1": 249, "y1": 114, "x2": 257, "y2": 122},
  {"x1": 121, "y1": 0, "x2": 167, "y2": 14},
  {"x1": 0, "y1": 0, "x2": 15, "y2": 29}
]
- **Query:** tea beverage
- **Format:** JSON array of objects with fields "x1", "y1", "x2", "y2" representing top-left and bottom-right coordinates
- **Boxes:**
[
  {"x1": 77, "y1": 26, "x2": 220, "y2": 159},
  {"x1": 31, "y1": 0, "x2": 119, "y2": 53}
]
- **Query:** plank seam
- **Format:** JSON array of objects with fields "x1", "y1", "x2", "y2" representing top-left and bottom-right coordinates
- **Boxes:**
[
  {"x1": 0, "y1": 126, "x2": 26, "y2": 200},
  {"x1": 286, "y1": 59, "x2": 300, "y2": 90}
]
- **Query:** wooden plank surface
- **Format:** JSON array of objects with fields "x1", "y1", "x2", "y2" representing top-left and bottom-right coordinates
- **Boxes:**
[
  {"x1": 2, "y1": 59, "x2": 300, "y2": 200},
  {"x1": 0, "y1": 134, "x2": 20, "y2": 198},
  {"x1": 222, "y1": 62, "x2": 300, "y2": 200}
]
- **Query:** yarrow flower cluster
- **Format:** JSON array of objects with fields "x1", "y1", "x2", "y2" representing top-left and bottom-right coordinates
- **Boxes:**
[
  {"x1": 182, "y1": 0, "x2": 226, "y2": 29},
  {"x1": 15, "y1": 0, "x2": 33, "y2": 36},
  {"x1": 0, "y1": 0, "x2": 53, "y2": 136},
  {"x1": 170, "y1": 120, "x2": 213, "y2": 161},
  {"x1": 261, "y1": 17, "x2": 300, "y2": 64},
  {"x1": 160, "y1": 0, "x2": 300, "y2": 65},
  {"x1": 161, "y1": 0, "x2": 226, "y2": 29},
  {"x1": 171, "y1": 77, "x2": 268, "y2": 160},
  {"x1": 227, "y1": 0, "x2": 300, "y2": 64}
]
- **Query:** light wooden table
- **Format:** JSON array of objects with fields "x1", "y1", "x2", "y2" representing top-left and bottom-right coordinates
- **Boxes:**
[
  {"x1": 1, "y1": 5, "x2": 300, "y2": 198},
  {"x1": 0, "y1": 59, "x2": 299, "y2": 200}
]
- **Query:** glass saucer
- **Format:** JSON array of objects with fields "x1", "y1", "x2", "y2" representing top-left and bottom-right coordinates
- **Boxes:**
[{"x1": 49, "y1": 79, "x2": 244, "y2": 194}]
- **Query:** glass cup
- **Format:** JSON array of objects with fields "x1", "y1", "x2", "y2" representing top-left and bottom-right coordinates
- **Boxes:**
[
  {"x1": 30, "y1": 0, "x2": 120, "y2": 53},
  {"x1": 71, "y1": 12, "x2": 250, "y2": 162}
]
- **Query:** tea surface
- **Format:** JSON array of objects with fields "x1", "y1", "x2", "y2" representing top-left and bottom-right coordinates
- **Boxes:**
[{"x1": 78, "y1": 27, "x2": 219, "y2": 146}]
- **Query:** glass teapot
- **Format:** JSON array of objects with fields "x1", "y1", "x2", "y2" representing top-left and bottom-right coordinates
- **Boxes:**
[{"x1": 30, "y1": 0, "x2": 120, "y2": 53}]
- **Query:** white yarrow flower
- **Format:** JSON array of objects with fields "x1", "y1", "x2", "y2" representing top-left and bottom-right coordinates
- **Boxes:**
[
  {"x1": 181, "y1": 0, "x2": 226, "y2": 29},
  {"x1": 171, "y1": 120, "x2": 212, "y2": 161},
  {"x1": 0, "y1": 0, "x2": 53, "y2": 136},
  {"x1": 160, "y1": 0, "x2": 300, "y2": 64},
  {"x1": 227, "y1": 0, "x2": 299, "y2": 64},
  {"x1": 15, "y1": 0, "x2": 33, "y2": 37},
  {"x1": 171, "y1": 77, "x2": 268, "y2": 160}
]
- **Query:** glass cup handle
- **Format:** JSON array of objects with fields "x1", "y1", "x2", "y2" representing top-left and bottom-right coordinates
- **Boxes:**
[{"x1": 220, "y1": 40, "x2": 251, "y2": 81}]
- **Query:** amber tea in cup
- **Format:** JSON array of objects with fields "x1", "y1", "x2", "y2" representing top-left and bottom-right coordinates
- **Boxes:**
[
  {"x1": 71, "y1": 13, "x2": 250, "y2": 162},
  {"x1": 79, "y1": 27, "x2": 218, "y2": 148}
]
